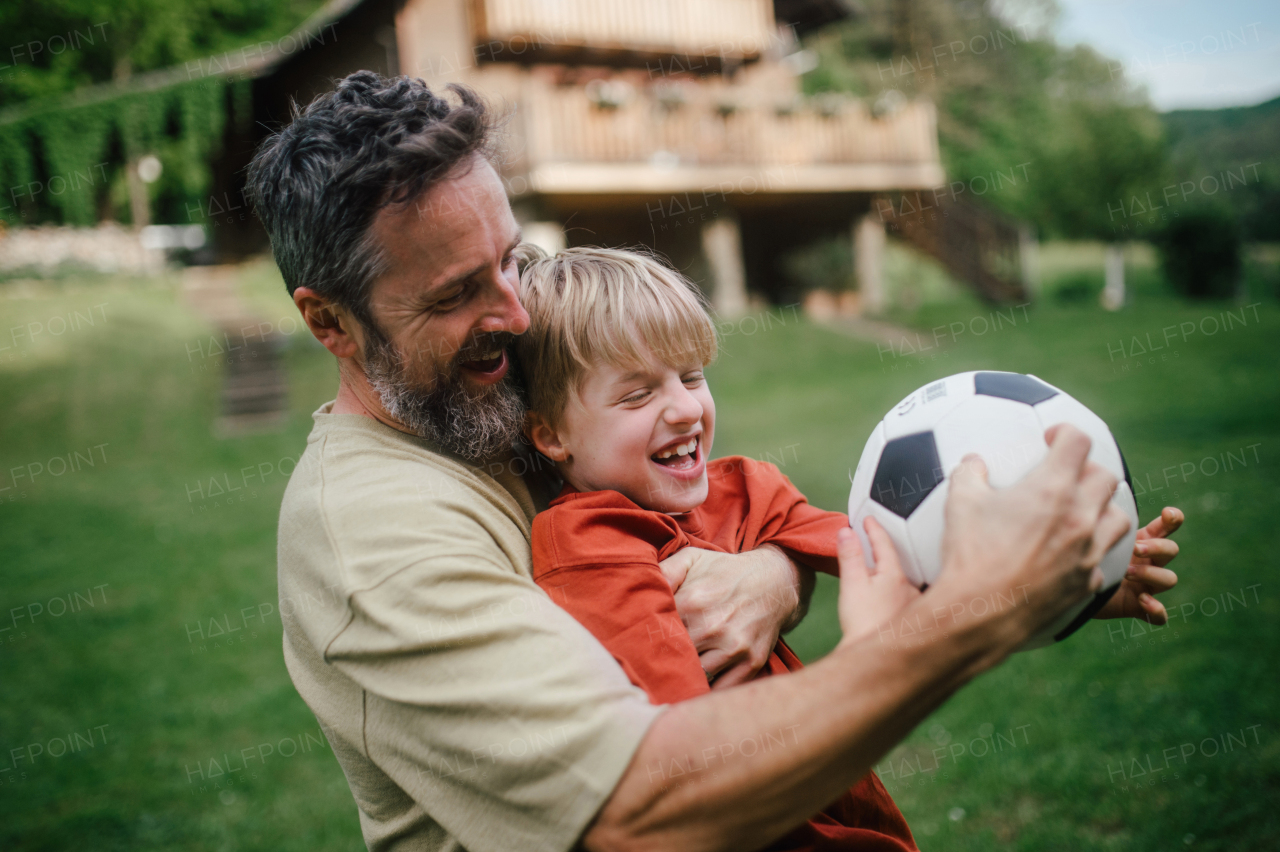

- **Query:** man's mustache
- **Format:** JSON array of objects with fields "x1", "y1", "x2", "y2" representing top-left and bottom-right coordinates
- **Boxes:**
[
  {"x1": 379, "y1": 331, "x2": 521, "y2": 386},
  {"x1": 454, "y1": 331, "x2": 519, "y2": 364}
]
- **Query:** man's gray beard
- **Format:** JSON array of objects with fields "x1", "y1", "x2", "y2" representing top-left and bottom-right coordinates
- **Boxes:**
[{"x1": 361, "y1": 332, "x2": 525, "y2": 463}]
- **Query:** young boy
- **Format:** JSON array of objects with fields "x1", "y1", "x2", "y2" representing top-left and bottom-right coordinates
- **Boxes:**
[{"x1": 515, "y1": 247, "x2": 920, "y2": 851}]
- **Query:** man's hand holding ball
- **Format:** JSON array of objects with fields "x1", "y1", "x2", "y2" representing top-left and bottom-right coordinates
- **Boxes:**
[{"x1": 835, "y1": 424, "x2": 1180, "y2": 659}]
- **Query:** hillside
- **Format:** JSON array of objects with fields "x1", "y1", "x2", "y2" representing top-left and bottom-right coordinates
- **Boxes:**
[{"x1": 1161, "y1": 96, "x2": 1280, "y2": 240}]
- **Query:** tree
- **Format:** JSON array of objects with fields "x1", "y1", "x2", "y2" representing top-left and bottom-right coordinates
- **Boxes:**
[
  {"x1": 800, "y1": 0, "x2": 1171, "y2": 306},
  {"x1": 0, "y1": 0, "x2": 324, "y2": 107},
  {"x1": 0, "y1": 0, "x2": 322, "y2": 228}
]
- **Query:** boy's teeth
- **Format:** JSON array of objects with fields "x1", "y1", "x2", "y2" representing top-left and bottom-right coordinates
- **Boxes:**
[{"x1": 655, "y1": 437, "x2": 697, "y2": 460}]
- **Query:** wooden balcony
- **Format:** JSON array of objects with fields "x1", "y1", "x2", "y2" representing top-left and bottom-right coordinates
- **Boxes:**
[
  {"x1": 472, "y1": 0, "x2": 777, "y2": 67},
  {"x1": 513, "y1": 80, "x2": 946, "y2": 196}
]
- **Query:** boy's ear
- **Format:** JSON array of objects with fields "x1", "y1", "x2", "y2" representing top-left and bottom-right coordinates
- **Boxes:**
[{"x1": 525, "y1": 412, "x2": 569, "y2": 462}]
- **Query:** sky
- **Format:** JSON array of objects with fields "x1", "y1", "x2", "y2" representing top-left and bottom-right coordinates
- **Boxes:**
[{"x1": 1049, "y1": 0, "x2": 1280, "y2": 111}]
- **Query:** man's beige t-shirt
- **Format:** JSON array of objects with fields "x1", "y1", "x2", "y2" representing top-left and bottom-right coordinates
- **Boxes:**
[{"x1": 278, "y1": 403, "x2": 663, "y2": 851}]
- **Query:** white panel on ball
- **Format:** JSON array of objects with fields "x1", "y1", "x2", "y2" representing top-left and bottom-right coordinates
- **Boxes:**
[
  {"x1": 904, "y1": 479, "x2": 949, "y2": 586},
  {"x1": 882, "y1": 373, "x2": 975, "y2": 441},
  {"x1": 849, "y1": 421, "x2": 887, "y2": 516},
  {"x1": 1101, "y1": 480, "x2": 1140, "y2": 588},
  {"x1": 932, "y1": 397, "x2": 1046, "y2": 488},
  {"x1": 850, "y1": 498, "x2": 925, "y2": 587},
  {"x1": 1031, "y1": 387, "x2": 1124, "y2": 477}
]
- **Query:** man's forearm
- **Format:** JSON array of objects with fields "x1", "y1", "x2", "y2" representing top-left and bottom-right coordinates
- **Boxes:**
[
  {"x1": 779, "y1": 559, "x2": 815, "y2": 634},
  {"x1": 584, "y1": 592, "x2": 1015, "y2": 852}
]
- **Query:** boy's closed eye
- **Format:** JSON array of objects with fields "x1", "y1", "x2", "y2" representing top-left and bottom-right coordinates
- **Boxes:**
[{"x1": 616, "y1": 369, "x2": 705, "y2": 406}]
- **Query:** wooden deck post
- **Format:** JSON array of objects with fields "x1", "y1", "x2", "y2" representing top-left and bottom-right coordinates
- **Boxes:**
[
  {"x1": 854, "y1": 212, "x2": 886, "y2": 315},
  {"x1": 702, "y1": 214, "x2": 748, "y2": 318},
  {"x1": 1102, "y1": 243, "x2": 1125, "y2": 310}
]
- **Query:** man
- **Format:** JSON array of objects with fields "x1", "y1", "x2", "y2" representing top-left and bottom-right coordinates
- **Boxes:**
[{"x1": 250, "y1": 72, "x2": 1179, "y2": 852}]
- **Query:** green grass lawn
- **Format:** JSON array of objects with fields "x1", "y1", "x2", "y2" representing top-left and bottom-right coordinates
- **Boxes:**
[{"x1": 2, "y1": 250, "x2": 1277, "y2": 850}]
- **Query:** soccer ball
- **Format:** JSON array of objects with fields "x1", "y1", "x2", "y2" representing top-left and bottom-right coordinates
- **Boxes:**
[{"x1": 848, "y1": 371, "x2": 1139, "y2": 651}]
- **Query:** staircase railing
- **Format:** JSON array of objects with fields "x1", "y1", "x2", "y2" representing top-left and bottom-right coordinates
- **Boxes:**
[{"x1": 876, "y1": 191, "x2": 1028, "y2": 303}]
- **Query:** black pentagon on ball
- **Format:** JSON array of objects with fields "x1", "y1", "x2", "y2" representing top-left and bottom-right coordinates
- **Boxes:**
[
  {"x1": 974, "y1": 371, "x2": 1058, "y2": 405},
  {"x1": 871, "y1": 431, "x2": 945, "y2": 518}
]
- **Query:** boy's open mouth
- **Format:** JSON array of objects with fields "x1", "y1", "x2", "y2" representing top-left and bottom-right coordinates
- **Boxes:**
[{"x1": 650, "y1": 435, "x2": 700, "y2": 472}]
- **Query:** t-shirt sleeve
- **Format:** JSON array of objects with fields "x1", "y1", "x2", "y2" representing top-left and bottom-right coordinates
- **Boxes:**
[
  {"x1": 710, "y1": 457, "x2": 849, "y2": 576},
  {"x1": 532, "y1": 496, "x2": 713, "y2": 705},
  {"x1": 318, "y1": 492, "x2": 664, "y2": 852}
]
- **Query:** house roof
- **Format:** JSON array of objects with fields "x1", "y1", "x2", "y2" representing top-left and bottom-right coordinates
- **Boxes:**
[{"x1": 1, "y1": 0, "x2": 857, "y2": 126}]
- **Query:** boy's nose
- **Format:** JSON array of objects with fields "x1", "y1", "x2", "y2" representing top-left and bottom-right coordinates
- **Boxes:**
[{"x1": 664, "y1": 385, "x2": 703, "y2": 425}]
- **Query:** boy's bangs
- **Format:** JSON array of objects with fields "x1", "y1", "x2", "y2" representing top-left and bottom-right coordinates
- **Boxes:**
[
  {"x1": 516, "y1": 246, "x2": 720, "y2": 423},
  {"x1": 585, "y1": 282, "x2": 719, "y2": 375},
  {"x1": 556, "y1": 252, "x2": 718, "y2": 377}
]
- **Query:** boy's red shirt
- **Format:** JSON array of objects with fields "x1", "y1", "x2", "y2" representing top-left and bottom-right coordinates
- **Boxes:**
[{"x1": 531, "y1": 456, "x2": 919, "y2": 852}]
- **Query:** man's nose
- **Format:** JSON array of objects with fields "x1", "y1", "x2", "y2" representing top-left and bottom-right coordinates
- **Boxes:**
[{"x1": 475, "y1": 272, "x2": 530, "y2": 337}]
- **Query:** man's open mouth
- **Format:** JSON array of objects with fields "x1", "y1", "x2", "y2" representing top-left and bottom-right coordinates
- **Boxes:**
[
  {"x1": 650, "y1": 435, "x2": 700, "y2": 472},
  {"x1": 459, "y1": 348, "x2": 506, "y2": 376}
]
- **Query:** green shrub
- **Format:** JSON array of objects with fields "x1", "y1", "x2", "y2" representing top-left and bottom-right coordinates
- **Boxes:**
[
  {"x1": 1152, "y1": 206, "x2": 1243, "y2": 299},
  {"x1": 780, "y1": 236, "x2": 854, "y2": 293},
  {"x1": 1051, "y1": 271, "x2": 1103, "y2": 304}
]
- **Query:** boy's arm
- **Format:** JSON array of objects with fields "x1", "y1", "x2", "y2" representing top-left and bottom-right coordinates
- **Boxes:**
[
  {"x1": 714, "y1": 457, "x2": 848, "y2": 576},
  {"x1": 657, "y1": 459, "x2": 834, "y2": 686},
  {"x1": 539, "y1": 561, "x2": 712, "y2": 704},
  {"x1": 532, "y1": 497, "x2": 717, "y2": 704},
  {"x1": 659, "y1": 544, "x2": 812, "y2": 686}
]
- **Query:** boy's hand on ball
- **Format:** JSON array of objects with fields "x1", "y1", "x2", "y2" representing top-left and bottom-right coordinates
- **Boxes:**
[
  {"x1": 1093, "y1": 506, "x2": 1183, "y2": 624},
  {"x1": 835, "y1": 519, "x2": 922, "y2": 649}
]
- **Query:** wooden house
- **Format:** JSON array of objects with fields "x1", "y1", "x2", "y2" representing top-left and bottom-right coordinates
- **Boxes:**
[{"x1": 209, "y1": 0, "x2": 1024, "y2": 312}]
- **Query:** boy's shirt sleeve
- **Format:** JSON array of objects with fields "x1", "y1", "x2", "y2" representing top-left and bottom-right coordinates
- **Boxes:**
[
  {"x1": 703, "y1": 457, "x2": 848, "y2": 576},
  {"x1": 531, "y1": 491, "x2": 713, "y2": 704}
]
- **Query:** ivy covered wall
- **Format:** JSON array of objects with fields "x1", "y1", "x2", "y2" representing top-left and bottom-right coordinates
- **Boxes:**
[{"x1": 0, "y1": 77, "x2": 246, "y2": 227}]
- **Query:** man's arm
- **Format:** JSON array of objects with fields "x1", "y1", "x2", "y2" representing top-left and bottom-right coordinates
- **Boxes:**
[
  {"x1": 586, "y1": 598, "x2": 994, "y2": 852},
  {"x1": 584, "y1": 426, "x2": 1132, "y2": 852},
  {"x1": 660, "y1": 544, "x2": 814, "y2": 687}
]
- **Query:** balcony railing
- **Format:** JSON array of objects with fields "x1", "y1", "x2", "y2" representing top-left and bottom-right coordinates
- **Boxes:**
[
  {"x1": 520, "y1": 81, "x2": 941, "y2": 171},
  {"x1": 473, "y1": 0, "x2": 777, "y2": 63}
]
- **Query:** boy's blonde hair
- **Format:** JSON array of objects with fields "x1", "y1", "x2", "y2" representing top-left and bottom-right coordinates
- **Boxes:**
[{"x1": 515, "y1": 246, "x2": 718, "y2": 424}]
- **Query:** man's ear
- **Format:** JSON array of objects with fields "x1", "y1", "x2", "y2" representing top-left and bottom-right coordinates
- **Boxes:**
[
  {"x1": 294, "y1": 287, "x2": 360, "y2": 360},
  {"x1": 525, "y1": 411, "x2": 569, "y2": 462}
]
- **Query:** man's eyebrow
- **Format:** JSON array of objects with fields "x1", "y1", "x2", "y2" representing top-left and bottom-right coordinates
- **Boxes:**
[{"x1": 429, "y1": 229, "x2": 524, "y2": 294}]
